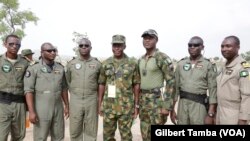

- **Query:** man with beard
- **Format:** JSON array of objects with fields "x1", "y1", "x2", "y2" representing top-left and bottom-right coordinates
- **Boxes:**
[
  {"x1": 98, "y1": 34, "x2": 140, "y2": 141},
  {"x1": 138, "y1": 29, "x2": 175, "y2": 141},
  {"x1": 24, "y1": 42, "x2": 69, "y2": 140},
  {"x1": 216, "y1": 36, "x2": 250, "y2": 125},
  {"x1": 0, "y1": 34, "x2": 29, "y2": 141},
  {"x1": 66, "y1": 38, "x2": 101, "y2": 141},
  {"x1": 170, "y1": 36, "x2": 217, "y2": 125}
]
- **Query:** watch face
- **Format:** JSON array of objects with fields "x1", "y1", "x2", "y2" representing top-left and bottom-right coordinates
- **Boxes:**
[{"x1": 208, "y1": 113, "x2": 214, "y2": 117}]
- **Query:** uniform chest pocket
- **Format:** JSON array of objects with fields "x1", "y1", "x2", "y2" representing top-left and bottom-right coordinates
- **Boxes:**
[
  {"x1": 105, "y1": 66, "x2": 114, "y2": 76},
  {"x1": 122, "y1": 65, "x2": 134, "y2": 78}
]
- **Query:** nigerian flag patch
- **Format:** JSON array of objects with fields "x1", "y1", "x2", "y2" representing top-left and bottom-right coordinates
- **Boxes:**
[{"x1": 240, "y1": 70, "x2": 249, "y2": 77}]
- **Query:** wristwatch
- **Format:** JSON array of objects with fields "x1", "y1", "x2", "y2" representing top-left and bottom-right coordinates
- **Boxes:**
[
  {"x1": 208, "y1": 113, "x2": 215, "y2": 117},
  {"x1": 135, "y1": 104, "x2": 140, "y2": 109}
]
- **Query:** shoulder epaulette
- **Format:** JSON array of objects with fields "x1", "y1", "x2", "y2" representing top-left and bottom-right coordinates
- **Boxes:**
[
  {"x1": 178, "y1": 57, "x2": 187, "y2": 63},
  {"x1": 30, "y1": 61, "x2": 38, "y2": 66},
  {"x1": 94, "y1": 57, "x2": 101, "y2": 63},
  {"x1": 70, "y1": 57, "x2": 76, "y2": 61},
  {"x1": 241, "y1": 62, "x2": 250, "y2": 68}
]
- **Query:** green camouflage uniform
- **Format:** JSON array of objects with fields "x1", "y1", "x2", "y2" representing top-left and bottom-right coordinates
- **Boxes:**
[
  {"x1": 139, "y1": 49, "x2": 175, "y2": 141},
  {"x1": 24, "y1": 60, "x2": 68, "y2": 141},
  {"x1": 0, "y1": 54, "x2": 29, "y2": 141},
  {"x1": 98, "y1": 54, "x2": 140, "y2": 141},
  {"x1": 66, "y1": 56, "x2": 101, "y2": 141},
  {"x1": 175, "y1": 56, "x2": 217, "y2": 124}
]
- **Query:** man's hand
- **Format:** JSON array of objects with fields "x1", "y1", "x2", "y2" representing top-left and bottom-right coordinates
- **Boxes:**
[
  {"x1": 238, "y1": 119, "x2": 248, "y2": 125},
  {"x1": 204, "y1": 115, "x2": 215, "y2": 125},
  {"x1": 29, "y1": 112, "x2": 38, "y2": 124},
  {"x1": 64, "y1": 105, "x2": 69, "y2": 119},
  {"x1": 160, "y1": 108, "x2": 169, "y2": 116},
  {"x1": 132, "y1": 108, "x2": 139, "y2": 119},
  {"x1": 98, "y1": 105, "x2": 103, "y2": 117},
  {"x1": 170, "y1": 110, "x2": 177, "y2": 125}
]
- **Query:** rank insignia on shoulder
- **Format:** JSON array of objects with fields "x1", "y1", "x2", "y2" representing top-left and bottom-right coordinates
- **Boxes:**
[
  {"x1": 239, "y1": 70, "x2": 249, "y2": 77},
  {"x1": 242, "y1": 62, "x2": 250, "y2": 68}
]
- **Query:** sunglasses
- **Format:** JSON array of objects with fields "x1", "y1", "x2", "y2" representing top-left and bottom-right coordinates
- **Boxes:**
[
  {"x1": 43, "y1": 49, "x2": 57, "y2": 53},
  {"x1": 8, "y1": 43, "x2": 21, "y2": 48},
  {"x1": 188, "y1": 43, "x2": 201, "y2": 48},
  {"x1": 79, "y1": 44, "x2": 90, "y2": 48}
]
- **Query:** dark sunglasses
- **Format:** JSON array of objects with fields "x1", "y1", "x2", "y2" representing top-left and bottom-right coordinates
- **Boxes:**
[
  {"x1": 79, "y1": 44, "x2": 90, "y2": 48},
  {"x1": 43, "y1": 49, "x2": 57, "y2": 53},
  {"x1": 8, "y1": 43, "x2": 21, "y2": 48},
  {"x1": 188, "y1": 43, "x2": 201, "y2": 48}
]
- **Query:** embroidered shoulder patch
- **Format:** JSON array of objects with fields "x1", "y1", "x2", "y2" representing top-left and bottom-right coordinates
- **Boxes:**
[
  {"x1": 242, "y1": 62, "x2": 250, "y2": 68},
  {"x1": 25, "y1": 71, "x2": 31, "y2": 77},
  {"x1": 239, "y1": 70, "x2": 249, "y2": 77}
]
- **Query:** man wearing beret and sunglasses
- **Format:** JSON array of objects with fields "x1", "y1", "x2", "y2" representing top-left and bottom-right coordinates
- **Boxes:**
[{"x1": 171, "y1": 36, "x2": 217, "y2": 125}]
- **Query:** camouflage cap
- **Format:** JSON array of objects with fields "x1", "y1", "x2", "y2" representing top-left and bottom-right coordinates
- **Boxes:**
[
  {"x1": 111, "y1": 34, "x2": 126, "y2": 44},
  {"x1": 141, "y1": 29, "x2": 158, "y2": 38},
  {"x1": 21, "y1": 49, "x2": 34, "y2": 56}
]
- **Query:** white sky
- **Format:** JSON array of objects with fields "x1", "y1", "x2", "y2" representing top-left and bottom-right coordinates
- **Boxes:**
[{"x1": 2, "y1": 0, "x2": 250, "y2": 60}]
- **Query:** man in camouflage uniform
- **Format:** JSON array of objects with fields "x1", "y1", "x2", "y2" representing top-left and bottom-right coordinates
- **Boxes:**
[
  {"x1": 24, "y1": 42, "x2": 69, "y2": 140},
  {"x1": 66, "y1": 38, "x2": 101, "y2": 141},
  {"x1": 21, "y1": 49, "x2": 36, "y2": 65},
  {"x1": 98, "y1": 34, "x2": 140, "y2": 141},
  {"x1": 0, "y1": 34, "x2": 29, "y2": 141},
  {"x1": 139, "y1": 29, "x2": 175, "y2": 141},
  {"x1": 216, "y1": 36, "x2": 250, "y2": 125},
  {"x1": 170, "y1": 36, "x2": 217, "y2": 125}
]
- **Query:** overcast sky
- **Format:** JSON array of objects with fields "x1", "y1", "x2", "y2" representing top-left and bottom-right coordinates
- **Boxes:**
[{"x1": 2, "y1": 0, "x2": 250, "y2": 60}]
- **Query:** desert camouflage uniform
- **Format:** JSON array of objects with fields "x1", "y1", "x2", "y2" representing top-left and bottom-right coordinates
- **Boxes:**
[
  {"x1": 175, "y1": 56, "x2": 217, "y2": 124},
  {"x1": 0, "y1": 54, "x2": 29, "y2": 141},
  {"x1": 139, "y1": 49, "x2": 175, "y2": 141},
  {"x1": 216, "y1": 55, "x2": 250, "y2": 124},
  {"x1": 98, "y1": 54, "x2": 140, "y2": 141}
]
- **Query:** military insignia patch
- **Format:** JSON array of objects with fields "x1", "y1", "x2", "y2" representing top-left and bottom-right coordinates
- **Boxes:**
[
  {"x1": 25, "y1": 71, "x2": 31, "y2": 77},
  {"x1": 242, "y1": 62, "x2": 250, "y2": 68},
  {"x1": 15, "y1": 67, "x2": 22, "y2": 71},
  {"x1": 41, "y1": 67, "x2": 47, "y2": 73},
  {"x1": 239, "y1": 70, "x2": 249, "y2": 77},
  {"x1": 89, "y1": 64, "x2": 96, "y2": 69},
  {"x1": 196, "y1": 64, "x2": 203, "y2": 68},
  {"x1": 2, "y1": 64, "x2": 11, "y2": 73},
  {"x1": 75, "y1": 63, "x2": 81, "y2": 70},
  {"x1": 183, "y1": 64, "x2": 191, "y2": 71},
  {"x1": 54, "y1": 70, "x2": 60, "y2": 74},
  {"x1": 225, "y1": 69, "x2": 233, "y2": 75}
]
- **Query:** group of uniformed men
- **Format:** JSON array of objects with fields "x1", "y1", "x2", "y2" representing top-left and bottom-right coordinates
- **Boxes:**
[{"x1": 0, "y1": 29, "x2": 249, "y2": 141}]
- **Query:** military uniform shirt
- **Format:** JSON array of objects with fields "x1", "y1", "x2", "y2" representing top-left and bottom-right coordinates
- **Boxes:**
[
  {"x1": 24, "y1": 60, "x2": 67, "y2": 95},
  {"x1": 98, "y1": 54, "x2": 140, "y2": 115},
  {"x1": 217, "y1": 55, "x2": 250, "y2": 121},
  {"x1": 66, "y1": 56, "x2": 101, "y2": 97},
  {"x1": 139, "y1": 49, "x2": 175, "y2": 110},
  {"x1": 0, "y1": 54, "x2": 29, "y2": 95},
  {"x1": 175, "y1": 56, "x2": 217, "y2": 104}
]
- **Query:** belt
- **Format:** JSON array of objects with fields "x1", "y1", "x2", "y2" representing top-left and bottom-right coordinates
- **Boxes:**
[
  {"x1": 0, "y1": 91, "x2": 25, "y2": 104},
  {"x1": 141, "y1": 88, "x2": 161, "y2": 94},
  {"x1": 180, "y1": 90, "x2": 207, "y2": 105}
]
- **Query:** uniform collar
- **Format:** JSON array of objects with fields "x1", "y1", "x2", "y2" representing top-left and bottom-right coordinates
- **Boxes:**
[
  {"x1": 225, "y1": 55, "x2": 243, "y2": 68},
  {"x1": 142, "y1": 48, "x2": 160, "y2": 59},
  {"x1": 3, "y1": 53, "x2": 21, "y2": 61},
  {"x1": 185, "y1": 55, "x2": 204, "y2": 63},
  {"x1": 78, "y1": 56, "x2": 93, "y2": 62}
]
